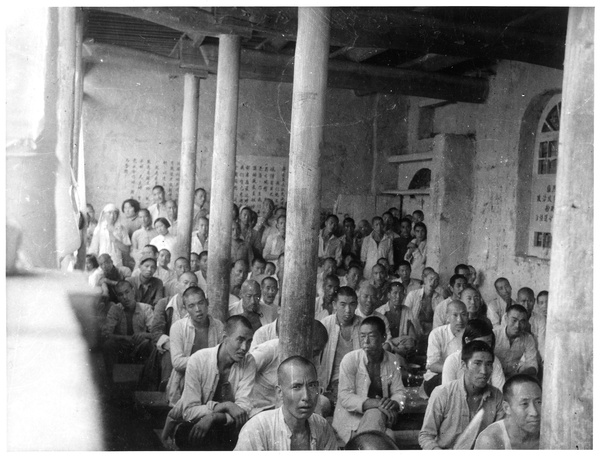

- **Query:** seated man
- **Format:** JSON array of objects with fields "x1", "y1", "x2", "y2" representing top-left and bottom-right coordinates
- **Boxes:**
[
  {"x1": 262, "y1": 214, "x2": 286, "y2": 262},
  {"x1": 248, "y1": 256, "x2": 267, "y2": 282},
  {"x1": 248, "y1": 320, "x2": 329, "y2": 417},
  {"x1": 101, "y1": 280, "x2": 154, "y2": 381},
  {"x1": 516, "y1": 287, "x2": 546, "y2": 362},
  {"x1": 230, "y1": 259, "x2": 249, "y2": 300},
  {"x1": 355, "y1": 281, "x2": 392, "y2": 342},
  {"x1": 487, "y1": 277, "x2": 515, "y2": 326},
  {"x1": 319, "y1": 286, "x2": 363, "y2": 409},
  {"x1": 419, "y1": 341, "x2": 505, "y2": 450},
  {"x1": 340, "y1": 264, "x2": 362, "y2": 291},
  {"x1": 164, "y1": 316, "x2": 256, "y2": 451},
  {"x1": 404, "y1": 269, "x2": 443, "y2": 347},
  {"x1": 423, "y1": 300, "x2": 468, "y2": 397},
  {"x1": 128, "y1": 255, "x2": 164, "y2": 307},
  {"x1": 191, "y1": 216, "x2": 209, "y2": 256},
  {"x1": 493, "y1": 304, "x2": 538, "y2": 379},
  {"x1": 189, "y1": 252, "x2": 201, "y2": 274},
  {"x1": 151, "y1": 271, "x2": 199, "y2": 388},
  {"x1": 475, "y1": 374, "x2": 542, "y2": 450},
  {"x1": 318, "y1": 214, "x2": 343, "y2": 267},
  {"x1": 314, "y1": 274, "x2": 340, "y2": 320},
  {"x1": 164, "y1": 257, "x2": 191, "y2": 298},
  {"x1": 165, "y1": 199, "x2": 178, "y2": 235},
  {"x1": 230, "y1": 279, "x2": 276, "y2": 330},
  {"x1": 396, "y1": 260, "x2": 421, "y2": 294},
  {"x1": 196, "y1": 250, "x2": 208, "y2": 291},
  {"x1": 392, "y1": 218, "x2": 413, "y2": 270},
  {"x1": 155, "y1": 248, "x2": 173, "y2": 284},
  {"x1": 333, "y1": 316, "x2": 406, "y2": 446},
  {"x1": 130, "y1": 209, "x2": 158, "y2": 264},
  {"x1": 376, "y1": 282, "x2": 417, "y2": 362},
  {"x1": 432, "y1": 274, "x2": 468, "y2": 329},
  {"x1": 259, "y1": 276, "x2": 279, "y2": 318},
  {"x1": 166, "y1": 286, "x2": 224, "y2": 406},
  {"x1": 264, "y1": 261, "x2": 276, "y2": 277},
  {"x1": 370, "y1": 263, "x2": 390, "y2": 310},
  {"x1": 345, "y1": 430, "x2": 399, "y2": 450},
  {"x1": 251, "y1": 318, "x2": 278, "y2": 350},
  {"x1": 89, "y1": 253, "x2": 132, "y2": 303},
  {"x1": 316, "y1": 257, "x2": 338, "y2": 298},
  {"x1": 442, "y1": 319, "x2": 505, "y2": 390},
  {"x1": 235, "y1": 356, "x2": 338, "y2": 451}
]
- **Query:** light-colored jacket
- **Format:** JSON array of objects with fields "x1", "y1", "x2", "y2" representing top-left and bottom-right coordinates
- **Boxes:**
[
  {"x1": 332, "y1": 348, "x2": 407, "y2": 444},
  {"x1": 169, "y1": 343, "x2": 256, "y2": 425},
  {"x1": 165, "y1": 315, "x2": 224, "y2": 406},
  {"x1": 404, "y1": 287, "x2": 444, "y2": 336},
  {"x1": 318, "y1": 314, "x2": 362, "y2": 389}
]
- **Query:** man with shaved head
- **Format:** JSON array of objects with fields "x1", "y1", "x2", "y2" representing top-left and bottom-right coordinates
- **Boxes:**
[
  {"x1": 165, "y1": 199, "x2": 179, "y2": 235},
  {"x1": 355, "y1": 281, "x2": 392, "y2": 343},
  {"x1": 248, "y1": 320, "x2": 330, "y2": 417},
  {"x1": 230, "y1": 279, "x2": 276, "y2": 331},
  {"x1": 164, "y1": 257, "x2": 191, "y2": 297},
  {"x1": 191, "y1": 216, "x2": 209, "y2": 256},
  {"x1": 165, "y1": 286, "x2": 224, "y2": 406},
  {"x1": 235, "y1": 355, "x2": 338, "y2": 450},
  {"x1": 404, "y1": 269, "x2": 443, "y2": 343},
  {"x1": 333, "y1": 316, "x2": 406, "y2": 446},
  {"x1": 423, "y1": 300, "x2": 468, "y2": 397},
  {"x1": 475, "y1": 374, "x2": 542, "y2": 449},
  {"x1": 165, "y1": 315, "x2": 256, "y2": 450},
  {"x1": 151, "y1": 271, "x2": 199, "y2": 388},
  {"x1": 230, "y1": 259, "x2": 249, "y2": 299}
]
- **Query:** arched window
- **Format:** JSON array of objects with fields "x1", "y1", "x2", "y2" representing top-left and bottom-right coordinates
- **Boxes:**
[{"x1": 527, "y1": 94, "x2": 560, "y2": 259}]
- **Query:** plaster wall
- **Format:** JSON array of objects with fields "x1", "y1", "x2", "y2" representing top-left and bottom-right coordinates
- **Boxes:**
[
  {"x1": 407, "y1": 61, "x2": 564, "y2": 301},
  {"x1": 83, "y1": 53, "x2": 376, "y2": 213}
]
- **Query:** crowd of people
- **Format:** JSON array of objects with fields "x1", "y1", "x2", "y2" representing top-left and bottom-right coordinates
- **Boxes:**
[{"x1": 84, "y1": 184, "x2": 547, "y2": 451}]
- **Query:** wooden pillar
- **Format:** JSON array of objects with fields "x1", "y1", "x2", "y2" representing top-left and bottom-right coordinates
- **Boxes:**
[
  {"x1": 279, "y1": 7, "x2": 331, "y2": 361},
  {"x1": 207, "y1": 34, "x2": 241, "y2": 322},
  {"x1": 540, "y1": 7, "x2": 593, "y2": 450},
  {"x1": 55, "y1": 7, "x2": 80, "y2": 267},
  {"x1": 176, "y1": 73, "x2": 201, "y2": 261}
]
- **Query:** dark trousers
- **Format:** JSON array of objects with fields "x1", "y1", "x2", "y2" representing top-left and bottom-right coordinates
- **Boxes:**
[
  {"x1": 174, "y1": 421, "x2": 240, "y2": 451},
  {"x1": 423, "y1": 373, "x2": 442, "y2": 397},
  {"x1": 102, "y1": 337, "x2": 153, "y2": 380}
]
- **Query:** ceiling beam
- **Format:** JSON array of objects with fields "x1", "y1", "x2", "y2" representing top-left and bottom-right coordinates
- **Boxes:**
[
  {"x1": 183, "y1": 42, "x2": 488, "y2": 103},
  {"x1": 94, "y1": 6, "x2": 566, "y2": 69}
]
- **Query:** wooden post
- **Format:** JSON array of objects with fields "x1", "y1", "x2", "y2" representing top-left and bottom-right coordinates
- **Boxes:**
[
  {"x1": 55, "y1": 7, "x2": 80, "y2": 267},
  {"x1": 206, "y1": 34, "x2": 241, "y2": 322},
  {"x1": 540, "y1": 7, "x2": 593, "y2": 450},
  {"x1": 279, "y1": 7, "x2": 331, "y2": 361},
  {"x1": 176, "y1": 73, "x2": 201, "y2": 261}
]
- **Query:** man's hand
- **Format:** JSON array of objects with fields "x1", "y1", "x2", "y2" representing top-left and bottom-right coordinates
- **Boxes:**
[
  {"x1": 378, "y1": 398, "x2": 400, "y2": 427},
  {"x1": 394, "y1": 336, "x2": 416, "y2": 354},
  {"x1": 215, "y1": 402, "x2": 248, "y2": 429},
  {"x1": 189, "y1": 414, "x2": 214, "y2": 443},
  {"x1": 131, "y1": 333, "x2": 148, "y2": 346}
]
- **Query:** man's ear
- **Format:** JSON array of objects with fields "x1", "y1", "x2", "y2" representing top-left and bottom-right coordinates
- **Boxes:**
[
  {"x1": 460, "y1": 359, "x2": 467, "y2": 371},
  {"x1": 276, "y1": 385, "x2": 283, "y2": 402},
  {"x1": 502, "y1": 400, "x2": 511, "y2": 416}
]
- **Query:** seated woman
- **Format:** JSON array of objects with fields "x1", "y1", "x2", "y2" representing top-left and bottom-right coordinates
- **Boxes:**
[
  {"x1": 88, "y1": 203, "x2": 131, "y2": 268},
  {"x1": 121, "y1": 198, "x2": 142, "y2": 238},
  {"x1": 150, "y1": 218, "x2": 178, "y2": 266},
  {"x1": 441, "y1": 318, "x2": 505, "y2": 390},
  {"x1": 404, "y1": 221, "x2": 427, "y2": 280}
]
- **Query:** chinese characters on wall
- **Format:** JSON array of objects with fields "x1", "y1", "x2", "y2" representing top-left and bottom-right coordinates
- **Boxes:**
[
  {"x1": 233, "y1": 156, "x2": 289, "y2": 209},
  {"x1": 117, "y1": 154, "x2": 288, "y2": 211},
  {"x1": 120, "y1": 156, "x2": 181, "y2": 204}
]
